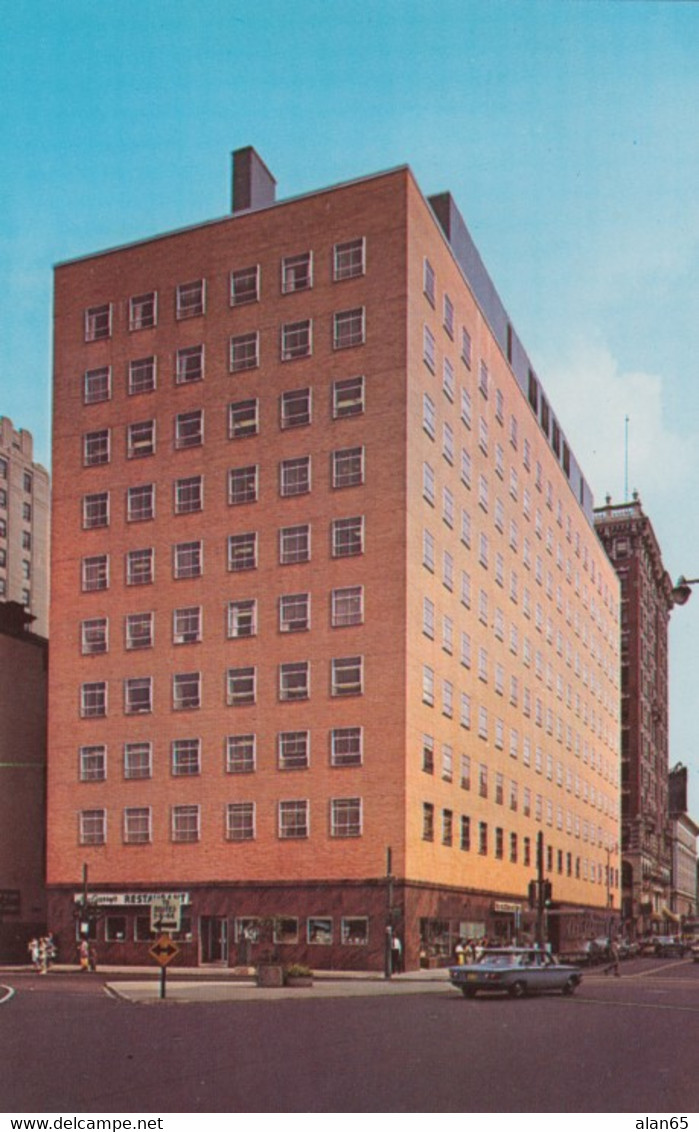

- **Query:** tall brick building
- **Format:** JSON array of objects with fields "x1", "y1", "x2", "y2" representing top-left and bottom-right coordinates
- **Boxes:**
[
  {"x1": 595, "y1": 494, "x2": 673, "y2": 935},
  {"x1": 0, "y1": 418, "x2": 50, "y2": 638},
  {"x1": 47, "y1": 149, "x2": 621, "y2": 969}
]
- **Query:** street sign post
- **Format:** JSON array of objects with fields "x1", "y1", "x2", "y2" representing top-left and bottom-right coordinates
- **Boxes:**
[{"x1": 149, "y1": 933, "x2": 180, "y2": 999}]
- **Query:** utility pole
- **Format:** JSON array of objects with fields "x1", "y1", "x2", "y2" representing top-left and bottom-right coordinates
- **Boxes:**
[
  {"x1": 536, "y1": 832, "x2": 545, "y2": 948},
  {"x1": 385, "y1": 846, "x2": 393, "y2": 979}
]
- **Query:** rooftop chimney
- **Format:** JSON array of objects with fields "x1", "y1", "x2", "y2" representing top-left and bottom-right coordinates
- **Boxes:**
[{"x1": 232, "y1": 147, "x2": 277, "y2": 214}]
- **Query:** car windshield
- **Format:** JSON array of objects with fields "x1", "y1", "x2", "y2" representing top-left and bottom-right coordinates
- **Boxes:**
[{"x1": 481, "y1": 953, "x2": 519, "y2": 967}]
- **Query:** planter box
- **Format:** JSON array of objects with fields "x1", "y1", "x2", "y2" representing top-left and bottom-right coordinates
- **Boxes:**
[
  {"x1": 256, "y1": 964, "x2": 284, "y2": 987},
  {"x1": 285, "y1": 975, "x2": 313, "y2": 988}
]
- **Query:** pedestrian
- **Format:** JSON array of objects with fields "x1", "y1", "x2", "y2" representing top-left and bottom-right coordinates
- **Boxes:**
[
  {"x1": 78, "y1": 939, "x2": 90, "y2": 971},
  {"x1": 604, "y1": 937, "x2": 620, "y2": 977},
  {"x1": 391, "y1": 932, "x2": 402, "y2": 974},
  {"x1": 28, "y1": 937, "x2": 40, "y2": 972},
  {"x1": 454, "y1": 939, "x2": 465, "y2": 966},
  {"x1": 88, "y1": 942, "x2": 97, "y2": 973}
]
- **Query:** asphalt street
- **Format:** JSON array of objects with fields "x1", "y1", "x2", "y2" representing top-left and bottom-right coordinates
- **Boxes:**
[{"x1": 2, "y1": 957, "x2": 699, "y2": 1112}]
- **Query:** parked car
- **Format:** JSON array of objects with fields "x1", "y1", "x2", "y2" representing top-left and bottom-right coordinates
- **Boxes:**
[
  {"x1": 449, "y1": 947, "x2": 583, "y2": 999},
  {"x1": 691, "y1": 943, "x2": 699, "y2": 963},
  {"x1": 652, "y1": 935, "x2": 687, "y2": 958}
]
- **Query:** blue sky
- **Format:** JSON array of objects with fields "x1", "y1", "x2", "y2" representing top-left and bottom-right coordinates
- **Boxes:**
[{"x1": 3, "y1": 0, "x2": 699, "y2": 804}]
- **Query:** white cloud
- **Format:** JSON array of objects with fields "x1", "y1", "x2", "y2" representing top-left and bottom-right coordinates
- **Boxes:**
[{"x1": 539, "y1": 337, "x2": 697, "y2": 510}]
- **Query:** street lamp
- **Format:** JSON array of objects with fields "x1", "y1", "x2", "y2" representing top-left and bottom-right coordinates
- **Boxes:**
[{"x1": 670, "y1": 576, "x2": 699, "y2": 606}]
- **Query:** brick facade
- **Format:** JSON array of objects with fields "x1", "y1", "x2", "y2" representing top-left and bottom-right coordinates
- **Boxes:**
[{"x1": 47, "y1": 151, "x2": 621, "y2": 968}]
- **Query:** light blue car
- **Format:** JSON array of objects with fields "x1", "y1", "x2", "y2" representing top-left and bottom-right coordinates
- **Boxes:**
[{"x1": 449, "y1": 947, "x2": 583, "y2": 999}]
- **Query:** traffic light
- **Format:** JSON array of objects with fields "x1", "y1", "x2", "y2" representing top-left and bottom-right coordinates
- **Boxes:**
[{"x1": 543, "y1": 880, "x2": 553, "y2": 906}]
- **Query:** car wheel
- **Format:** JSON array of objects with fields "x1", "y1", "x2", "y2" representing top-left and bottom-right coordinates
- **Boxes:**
[
  {"x1": 562, "y1": 977, "x2": 577, "y2": 996},
  {"x1": 461, "y1": 986, "x2": 477, "y2": 998},
  {"x1": 509, "y1": 980, "x2": 526, "y2": 999}
]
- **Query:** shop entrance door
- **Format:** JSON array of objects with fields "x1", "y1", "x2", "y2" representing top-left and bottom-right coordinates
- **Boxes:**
[{"x1": 200, "y1": 916, "x2": 228, "y2": 964}]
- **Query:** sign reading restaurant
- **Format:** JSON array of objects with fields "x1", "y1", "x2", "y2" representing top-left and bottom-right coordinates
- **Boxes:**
[{"x1": 72, "y1": 892, "x2": 191, "y2": 907}]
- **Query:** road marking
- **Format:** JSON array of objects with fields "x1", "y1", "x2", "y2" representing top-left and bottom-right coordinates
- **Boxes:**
[
  {"x1": 622, "y1": 959, "x2": 692, "y2": 978},
  {"x1": 574, "y1": 994, "x2": 699, "y2": 1014},
  {"x1": 0, "y1": 985, "x2": 15, "y2": 1005}
]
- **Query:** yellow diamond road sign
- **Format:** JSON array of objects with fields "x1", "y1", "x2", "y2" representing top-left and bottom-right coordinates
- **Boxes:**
[{"x1": 149, "y1": 933, "x2": 180, "y2": 967}]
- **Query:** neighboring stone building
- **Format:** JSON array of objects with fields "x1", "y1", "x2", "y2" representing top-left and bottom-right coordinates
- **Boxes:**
[
  {"x1": 595, "y1": 493, "x2": 674, "y2": 935},
  {"x1": 46, "y1": 147, "x2": 621, "y2": 970},
  {"x1": 668, "y1": 763, "x2": 698, "y2": 922},
  {"x1": 0, "y1": 417, "x2": 50, "y2": 638},
  {"x1": 0, "y1": 601, "x2": 48, "y2": 959}
]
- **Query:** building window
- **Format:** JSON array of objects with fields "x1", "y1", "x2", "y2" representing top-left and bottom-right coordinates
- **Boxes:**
[
  {"x1": 127, "y1": 419, "x2": 155, "y2": 459},
  {"x1": 81, "y1": 682, "x2": 106, "y2": 718},
  {"x1": 124, "y1": 677, "x2": 152, "y2": 715},
  {"x1": 172, "y1": 475, "x2": 202, "y2": 515},
  {"x1": 82, "y1": 492, "x2": 109, "y2": 530},
  {"x1": 229, "y1": 398, "x2": 259, "y2": 439},
  {"x1": 333, "y1": 375, "x2": 365, "y2": 418},
  {"x1": 172, "y1": 737, "x2": 201, "y2": 775},
  {"x1": 478, "y1": 821, "x2": 488, "y2": 856},
  {"x1": 129, "y1": 291, "x2": 157, "y2": 331},
  {"x1": 331, "y1": 797, "x2": 362, "y2": 837},
  {"x1": 334, "y1": 238, "x2": 365, "y2": 280},
  {"x1": 281, "y1": 320, "x2": 312, "y2": 361},
  {"x1": 83, "y1": 429, "x2": 110, "y2": 467},
  {"x1": 279, "y1": 800, "x2": 309, "y2": 839},
  {"x1": 79, "y1": 745, "x2": 106, "y2": 782},
  {"x1": 331, "y1": 585, "x2": 363, "y2": 627},
  {"x1": 331, "y1": 516, "x2": 364, "y2": 558},
  {"x1": 281, "y1": 388, "x2": 311, "y2": 429},
  {"x1": 123, "y1": 807, "x2": 151, "y2": 845},
  {"x1": 333, "y1": 307, "x2": 365, "y2": 350},
  {"x1": 227, "y1": 666, "x2": 256, "y2": 705},
  {"x1": 442, "y1": 808, "x2": 453, "y2": 846},
  {"x1": 228, "y1": 532, "x2": 257, "y2": 572},
  {"x1": 279, "y1": 661, "x2": 310, "y2": 702},
  {"x1": 82, "y1": 555, "x2": 108, "y2": 592},
  {"x1": 176, "y1": 279, "x2": 205, "y2": 319},
  {"x1": 171, "y1": 805, "x2": 200, "y2": 843},
  {"x1": 176, "y1": 345, "x2": 204, "y2": 384},
  {"x1": 81, "y1": 618, "x2": 108, "y2": 655},
  {"x1": 278, "y1": 731, "x2": 310, "y2": 770},
  {"x1": 227, "y1": 734, "x2": 256, "y2": 774},
  {"x1": 228, "y1": 465, "x2": 258, "y2": 505},
  {"x1": 126, "y1": 548, "x2": 153, "y2": 587},
  {"x1": 230, "y1": 332, "x2": 259, "y2": 372},
  {"x1": 227, "y1": 599, "x2": 257, "y2": 638},
  {"x1": 443, "y1": 294, "x2": 454, "y2": 339},
  {"x1": 127, "y1": 354, "x2": 155, "y2": 395},
  {"x1": 495, "y1": 827, "x2": 504, "y2": 860},
  {"x1": 84, "y1": 366, "x2": 111, "y2": 404},
  {"x1": 173, "y1": 672, "x2": 201, "y2": 711},
  {"x1": 280, "y1": 456, "x2": 311, "y2": 497},
  {"x1": 227, "y1": 802, "x2": 255, "y2": 841},
  {"x1": 331, "y1": 727, "x2": 362, "y2": 767},
  {"x1": 279, "y1": 592, "x2": 310, "y2": 633},
  {"x1": 172, "y1": 606, "x2": 201, "y2": 645},
  {"x1": 332, "y1": 446, "x2": 364, "y2": 488},
  {"x1": 423, "y1": 325, "x2": 436, "y2": 372},
  {"x1": 331, "y1": 655, "x2": 362, "y2": 697},
  {"x1": 174, "y1": 410, "x2": 203, "y2": 450},
  {"x1": 125, "y1": 612, "x2": 154, "y2": 650},
  {"x1": 123, "y1": 742, "x2": 152, "y2": 781},
  {"x1": 282, "y1": 252, "x2": 312, "y2": 293},
  {"x1": 230, "y1": 265, "x2": 260, "y2": 306},
  {"x1": 423, "y1": 258, "x2": 436, "y2": 306},
  {"x1": 422, "y1": 802, "x2": 435, "y2": 841},
  {"x1": 171, "y1": 540, "x2": 202, "y2": 581},
  {"x1": 85, "y1": 304, "x2": 111, "y2": 342},
  {"x1": 127, "y1": 483, "x2": 155, "y2": 523},
  {"x1": 79, "y1": 809, "x2": 106, "y2": 845},
  {"x1": 279, "y1": 524, "x2": 310, "y2": 565}
]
